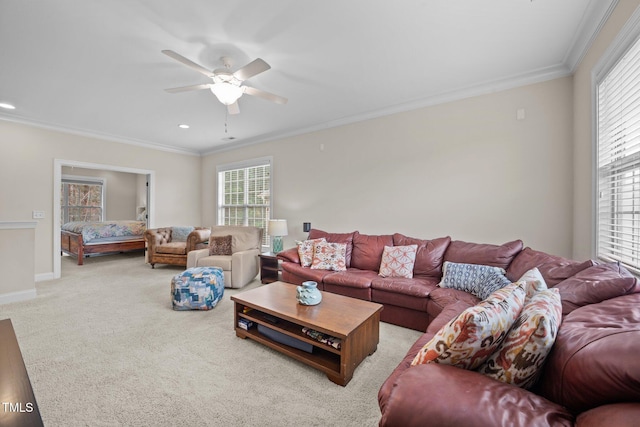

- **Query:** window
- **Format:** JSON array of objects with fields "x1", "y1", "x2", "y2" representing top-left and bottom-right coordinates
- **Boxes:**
[
  {"x1": 217, "y1": 158, "x2": 271, "y2": 247},
  {"x1": 596, "y1": 35, "x2": 640, "y2": 275},
  {"x1": 61, "y1": 176, "x2": 104, "y2": 224}
]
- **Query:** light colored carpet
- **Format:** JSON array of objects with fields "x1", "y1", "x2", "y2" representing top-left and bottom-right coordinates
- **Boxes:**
[{"x1": 0, "y1": 253, "x2": 422, "y2": 426}]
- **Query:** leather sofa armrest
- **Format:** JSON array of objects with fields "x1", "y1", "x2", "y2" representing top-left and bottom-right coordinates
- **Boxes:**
[
  {"x1": 380, "y1": 364, "x2": 574, "y2": 427},
  {"x1": 277, "y1": 247, "x2": 300, "y2": 264},
  {"x1": 187, "y1": 248, "x2": 209, "y2": 268},
  {"x1": 576, "y1": 403, "x2": 640, "y2": 427},
  {"x1": 186, "y1": 228, "x2": 211, "y2": 252},
  {"x1": 144, "y1": 228, "x2": 170, "y2": 250}
]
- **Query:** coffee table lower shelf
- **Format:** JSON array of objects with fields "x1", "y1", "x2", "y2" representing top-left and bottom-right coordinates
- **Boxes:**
[{"x1": 233, "y1": 305, "x2": 379, "y2": 386}]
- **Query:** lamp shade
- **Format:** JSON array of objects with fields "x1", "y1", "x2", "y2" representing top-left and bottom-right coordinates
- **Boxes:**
[{"x1": 268, "y1": 219, "x2": 288, "y2": 236}]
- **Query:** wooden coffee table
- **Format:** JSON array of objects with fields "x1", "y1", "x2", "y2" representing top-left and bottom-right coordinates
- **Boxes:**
[{"x1": 231, "y1": 281, "x2": 383, "y2": 386}]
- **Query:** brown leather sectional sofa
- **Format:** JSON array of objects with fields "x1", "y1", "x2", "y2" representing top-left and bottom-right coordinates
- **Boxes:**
[{"x1": 277, "y1": 229, "x2": 640, "y2": 426}]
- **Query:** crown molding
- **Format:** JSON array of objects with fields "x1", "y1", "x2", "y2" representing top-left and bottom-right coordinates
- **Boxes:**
[
  {"x1": 0, "y1": 114, "x2": 201, "y2": 157},
  {"x1": 564, "y1": 0, "x2": 619, "y2": 72}
]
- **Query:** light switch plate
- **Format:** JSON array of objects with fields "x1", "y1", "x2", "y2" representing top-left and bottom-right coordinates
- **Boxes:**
[{"x1": 32, "y1": 210, "x2": 45, "y2": 219}]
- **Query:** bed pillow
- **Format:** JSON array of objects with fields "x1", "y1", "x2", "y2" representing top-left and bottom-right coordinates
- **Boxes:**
[
  {"x1": 297, "y1": 238, "x2": 326, "y2": 267},
  {"x1": 379, "y1": 245, "x2": 418, "y2": 278},
  {"x1": 209, "y1": 235, "x2": 233, "y2": 256},
  {"x1": 477, "y1": 287, "x2": 562, "y2": 389},
  {"x1": 411, "y1": 281, "x2": 527, "y2": 370},
  {"x1": 439, "y1": 261, "x2": 512, "y2": 300},
  {"x1": 172, "y1": 226, "x2": 194, "y2": 242},
  {"x1": 311, "y1": 242, "x2": 347, "y2": 271}
]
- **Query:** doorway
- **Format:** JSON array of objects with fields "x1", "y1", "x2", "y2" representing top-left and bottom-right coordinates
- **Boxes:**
[{"x1": 53, "y1": 159, "x2": 155, "y2": 279}]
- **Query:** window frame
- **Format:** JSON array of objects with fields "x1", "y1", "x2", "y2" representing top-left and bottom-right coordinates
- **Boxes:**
[
  {"x1": 61, "y1": 174, "x2": 105, "y2": 224},
  {"x1": 216, "y1": 156, "x2": 273, "y2": 250},
  {"x1": 593, "y1": 8, "x2": 640, "y2": 275}
]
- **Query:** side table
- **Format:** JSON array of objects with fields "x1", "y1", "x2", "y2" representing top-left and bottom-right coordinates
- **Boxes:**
[{"x1": 259, "y1": 252, "x2": 280, "y2": 284}]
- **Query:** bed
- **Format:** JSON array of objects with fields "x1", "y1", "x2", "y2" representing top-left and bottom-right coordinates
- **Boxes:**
[{"x1": 61, "y1": 220, "x2": 147, "y2": 265}]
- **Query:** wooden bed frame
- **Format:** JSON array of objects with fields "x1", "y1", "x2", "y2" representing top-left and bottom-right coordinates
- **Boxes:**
[{"x1": 61, "y1": 230, "x2": 146, "y2": 265}]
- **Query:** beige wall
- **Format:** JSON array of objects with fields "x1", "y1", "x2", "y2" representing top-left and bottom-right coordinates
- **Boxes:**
[
  {"x1": 0, "y1": 224, "x2": 36, "y2": 302},
  {"x1": 572, "y1": 0, "x2": 640, "y2": 260},
  {"x1": 61, "y1": 166, "x2": 139, "y2": 220},
  {"x1": 0, "y1": 120, "x2": 202, "y2": 277},
  {"x1": 203, "y1": 76, "x2": 574, "y2": 257}
]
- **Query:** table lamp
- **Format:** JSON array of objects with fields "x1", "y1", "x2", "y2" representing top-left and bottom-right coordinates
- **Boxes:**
[{"x1": 268, "y1": 219, "x2": 288, "y2": 253}]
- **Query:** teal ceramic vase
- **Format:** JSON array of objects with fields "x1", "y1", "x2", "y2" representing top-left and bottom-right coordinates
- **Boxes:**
[{"x1": 296, "y1": 281, "x2": 322, "y2": 306}]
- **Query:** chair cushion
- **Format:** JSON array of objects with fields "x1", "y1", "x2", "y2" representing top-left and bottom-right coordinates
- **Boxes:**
[
  {"x1": 156, "y1": 242, "x2": 187, "y2": 255},
  {"x1": 210, "y1": 225, "x2": 261, "y2": 252},
  {"x1": 195, "y1": 255, "x2": 232, "y2": 270}
]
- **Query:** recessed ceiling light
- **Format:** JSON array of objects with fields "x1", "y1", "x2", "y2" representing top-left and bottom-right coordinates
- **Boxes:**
[
  {"x1": 178, "y1": 124, "x2": 189, "y2": 129},
  {"x1": 0, "y1": 102, "x2": 16, "y2": 110}
]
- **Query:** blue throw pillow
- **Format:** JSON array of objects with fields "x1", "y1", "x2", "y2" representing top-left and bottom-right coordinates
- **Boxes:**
[
  {"x1": 439, "y1": 261, "x2": 512, "y2": 300},
  {"x1": 172, "y1": 226, "x2": 195, "y2": 242}
]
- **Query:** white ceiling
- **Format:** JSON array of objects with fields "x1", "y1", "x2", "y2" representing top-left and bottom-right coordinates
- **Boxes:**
[{"x1": 0, "y1": 0, "x2": 617, "y2": 155}]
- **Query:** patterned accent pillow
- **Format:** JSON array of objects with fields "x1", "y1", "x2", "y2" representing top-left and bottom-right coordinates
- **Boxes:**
[
  {"x1": 518, "y1": 267, "x2": 548, "y2": 300},
  {"x1": 379, "y1": 245, "x2": 418, "y2": 278},
  {"x1": 439, "y1": 261, "x2": 512, "y2": 300},
  {"x1": 172, "y1": 226, "x2": 195, "y2": 242},
  {"x1": 208, "y1": 235, "x2": 233, "y2": 256},
  {"x1": 297, "y1": 238, "x2": 326, "y2": 267},
  {"x1": 477, "y1": 287, "x2": 562, "y2": 389},
  {"x1": 311, "y1": 241, "x2": 347, "y2": 271},
  {"x1": 411, "y1": 281, "x2": 526, "y2": 370}
]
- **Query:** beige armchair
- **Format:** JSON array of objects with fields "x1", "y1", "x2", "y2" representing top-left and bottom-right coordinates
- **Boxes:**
[
  {"x1": 144, "y1": 226, "x2": 211, "y2": 268},
  {"x1": 187, "y1": 225, "x2": 263, "y2": 289}
]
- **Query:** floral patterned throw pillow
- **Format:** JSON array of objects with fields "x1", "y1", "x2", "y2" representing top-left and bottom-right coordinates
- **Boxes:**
[
  {"x1": 476, "y1": 287, "x2": 562, "y2": 389},
  {"x1": 411, "y1": 281, "x2": 526, "y2": 370},
  {"x1": 310, "y1": 242, "x2": 347, "y2": 271},
  {"x1": 208, "y1": 235, "x2": 233, "y2": 256},
  {"x1": 297, "y1": 238, "x2": 326, "y2": 267},
  {"x1": 379, "y1": 245, "x2": 418, "y2": 278}
]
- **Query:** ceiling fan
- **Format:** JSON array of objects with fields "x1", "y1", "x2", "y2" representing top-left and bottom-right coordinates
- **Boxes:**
[{"x1": 162, "y1": 50, "x2": 288, "y2": 115}]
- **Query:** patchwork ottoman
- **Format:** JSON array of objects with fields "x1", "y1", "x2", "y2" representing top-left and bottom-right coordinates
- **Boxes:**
[{"x1": 171, "y1": 267, "x2": 225, "y2": 311}]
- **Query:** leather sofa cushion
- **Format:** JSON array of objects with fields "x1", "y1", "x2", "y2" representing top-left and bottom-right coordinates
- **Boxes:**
[
  {"x1": 552, "y1": 261, "x2": 638, "y2": 315},
  {"x1": 281, "y1": 262, "x2": 334, "y2": 284},
  {"x1": 537, "y1": 293, "x2": 640, "y2": 413},
  {"x1": 371, "y1": 289, "x2": 431, "y2": 312},
  {"x1": 322, "y1": 269, "x2": 378, "y2": 289},
  {"x1": 156, "y1": 242, "x2": 187, "y2": 255},
  {"x1": 308, "y1": 229, "x2": 356, "y2": 267},
  {"x1": 444, "y1": 239, "x2": 523, "y2": 270},
  {"x1": 506, "y1": 247, "x2": 594, "y2": 285},
  {"x1": 392, "y1": 234, "x2": 451, "y2": 278},
  {"x1": 351, "y1": 232, "x2": 393, "y2": 271},
  {"x1": 371, "y1": 276, "x2": 438, "y2": 298}
]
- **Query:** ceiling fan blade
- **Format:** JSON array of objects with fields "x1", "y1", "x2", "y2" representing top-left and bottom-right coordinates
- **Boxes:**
[
  {"x1": 164, "y1": 83, "x2": 212, "y2": 93},
  {"x1": 243, "y1": 86, "x2": 288, "y2": 105},
  {"x1": 227, "y1": 101, "x2": 240, "y2": 115},
  {"x1": 233, "y1": 58, "x2": 271, "y2": 81},
  {"x1": 162, "y1": 50, "x2": 214, "y2": 78}
]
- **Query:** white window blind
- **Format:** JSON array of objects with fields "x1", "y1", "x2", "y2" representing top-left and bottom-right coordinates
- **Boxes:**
[
  {"x1": 217, "y1": 158, "x2": 271, "y2": 247},
  {"x1": 597, "y1": 35, "x2": 640, "y2": 275},
  {"x1": 61, "y1": 176, "x2": 104, "y2": 224}
]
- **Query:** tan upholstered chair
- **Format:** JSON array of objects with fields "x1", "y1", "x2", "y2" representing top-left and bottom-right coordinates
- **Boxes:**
[
  {"x1": 144, "y1": 226, "x2": 211, "y2": 268},
  {"x1": 187, "y1": 225, "x2": 263, "y2": 288}
]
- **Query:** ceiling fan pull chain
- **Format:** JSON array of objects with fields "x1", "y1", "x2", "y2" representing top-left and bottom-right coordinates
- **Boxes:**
[{"x1": 225, "y1": 109, "x2": 229, "y2": 134}]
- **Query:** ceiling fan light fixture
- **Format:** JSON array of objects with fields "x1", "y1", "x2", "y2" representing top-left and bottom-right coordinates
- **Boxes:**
[{"x1": 210, "y1": 82, "x2": 243, "y2": 105}]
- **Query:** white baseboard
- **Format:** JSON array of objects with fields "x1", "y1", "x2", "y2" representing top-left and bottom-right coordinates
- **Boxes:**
[
  {"x1": 35, "y1": 272, "x2": 55, "y2": 282},
  {"x1": 0, "y1": 289, "x2": 37, "y2": 305}
]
